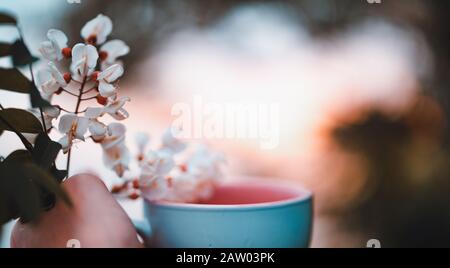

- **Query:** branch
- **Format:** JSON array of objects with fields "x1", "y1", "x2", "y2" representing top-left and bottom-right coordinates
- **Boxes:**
[
  {"x1": 82, "y1": 86, "x2": 97, "y2": 94},
  {"x1": 80, "y1": 96, "x2": 97, "y2": 101},
  {"x1": 61, "y1": 88, "x2": 79, "y2": 97},
  {"x1": 66, "y1": 76, "x2": 88, "y2": 178}
]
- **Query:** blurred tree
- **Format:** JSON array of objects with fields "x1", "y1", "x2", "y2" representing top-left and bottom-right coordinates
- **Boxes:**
[{"x1": 333, "y1": 99, "x2": 450, "y2": 247}]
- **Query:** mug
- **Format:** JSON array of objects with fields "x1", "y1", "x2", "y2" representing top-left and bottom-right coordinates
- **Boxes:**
[{"x1": 135, "y1": 179, "x2": 313, "y2": 248}]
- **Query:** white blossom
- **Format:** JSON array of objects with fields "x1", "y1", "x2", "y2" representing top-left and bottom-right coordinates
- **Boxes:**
[
  {"x1": 36, "y1": 62, "x2": 68, "y2": 100},
  {"x1": 85, "y1": 96, "x2": 130, "y2": 120},
  {"x1": 164, "y1": 173, "x2": 198, "y2": 202},
  {"x1": 96, "y1": 64, "x2": 124, "y2": 97},
  {"x1": 100, "y1": 123, "x2": 130, "y2": 177},
  {"x1": 42, "y1": 105, "x2": 61, "y2": 131},
  {"x1": 141, "y1": 176, "x2": 169, "y2": 201},
  {"x1": 58, "y1": 114, "x2": 90, "y2": 153},
  {"x1": 70, "y1": 43, "x2": 99, "y2": 81},
  {"x1": 36, "y1": 14, "x2": 133, "y2": 181},
  {"x1": 39, "y1": 29, "x2": 68, "y2": 61},
  {"x1": 165, "y1": 146, "x2": 224, "y2": 202},
  {"x1": 135, "y1": 132, "x2": 150, "y2": 157},
  {"x1": 187, "y1": 145, "x2": 225, "y2": 181},
  {"x1": 100, "y1": 40, "x2": 130, "y2": 65},
  {"x1": 161, "y1": 128, "x2": 186, "y2": 153},
  {"x1": 88, "y1": 119, "x2": 107, "y2": 142},
  {"x1": 139, "y1": 149, "x2": 175, "y2": 184},
  {"x1": 138, "y1": 149, "x2": 175, "y2": 201},
  {"x1": 81, "y1": 14, "x2": 112, "y2": 45}
]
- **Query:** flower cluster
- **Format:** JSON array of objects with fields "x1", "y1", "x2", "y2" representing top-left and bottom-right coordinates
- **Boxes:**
[
  {"x1": 34, "y1": 14, "x2": 225, "y2": 202},
  {"x1": 36, "y1": 14, "x2": 131, "y2": 177},
  {"x1": 112, "y1": 129, "x2": 226, "y2": 202}
]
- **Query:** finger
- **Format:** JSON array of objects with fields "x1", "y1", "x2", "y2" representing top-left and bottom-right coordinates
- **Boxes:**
[{"x1": 11, "y1": 173, "x2": 143, "y2": 248}]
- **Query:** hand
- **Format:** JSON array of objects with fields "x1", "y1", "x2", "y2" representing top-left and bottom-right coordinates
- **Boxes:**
[{"x1": 10, "y1": 173, "x2": 143, "y2": 248}]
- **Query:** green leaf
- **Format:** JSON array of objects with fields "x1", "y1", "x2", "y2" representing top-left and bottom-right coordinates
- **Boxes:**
[
  {"x1": 32, "y1": 133, "x2": 62, "y2": 169},
  {"x1": 0, "y1": 42, "x2": 10, "y2": 57},
  {"x1": 22, "y1": 163, "x2": 72, "y2": 207},
  {"x1": 0, "y1": 108, "x2": 43, "y2": 133},
  {"x1": 0, "y1": 67, "x2": 31, "y2": 93},
  {"x1": 4, "y1": 149, "x2": 32, "y2": 164},
  {"x1": 0, "y1": 13, "x2": 16, "y2": 24},
  {"x1": 0, "y1": 160, "x2": 72, "y2": 225},
  {"x1": 11, "y1": 40, "x2": 39, "y2": 67},
  {"x1": 0, "y1": 162, "x2": 42, "y2": 224},
  {"x1": 51, "y1": 165, "x2": 67, "y2": 183},
  {"x1": 30, "y1": 83, "x2": 51, "y2": 108}
]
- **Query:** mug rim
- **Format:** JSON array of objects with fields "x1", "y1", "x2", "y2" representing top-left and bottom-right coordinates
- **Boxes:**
[{"x1": 144, "y1": 180, "x2": 312, "y2": 211}]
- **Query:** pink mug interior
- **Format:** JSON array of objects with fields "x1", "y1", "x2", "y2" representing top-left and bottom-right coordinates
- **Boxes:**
[{"x1": 195, "y1": 182, "x2": 308, "y2": 205}]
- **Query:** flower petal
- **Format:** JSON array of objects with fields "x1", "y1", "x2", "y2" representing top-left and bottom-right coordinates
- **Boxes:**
[
  {"x1": 101, "y1": 60, "x2": 123, "y2": 71},
  {"x1": 89, "y1": 120, "x2": 107, "y2": 136},
  {"x1": 98, "y1": 64, "x2": 124, "y2": 83},
  {"x1": 43, "y1": 105, "x2": 61, "y2": 119},
  {"x1": 140, "y1": 177, "x2": 169, "y2": 201},
  {"x1": 85, "y1": 107, "x2": 105, "y2": 119},
  {"x1": 38, "y1": 41, "x2": 58, "y2": 61},
  {"x1": 135, "y1": 132, "x2": 150, "y2": 151},
  {"x1": 71, "y1": 44, "x2": 99, "y2": 77},
  {"x1": 58, "y1": 114, "x2": 77, "y2": 133},
  {"x1": 42, "y1": 80, "x2": 60, "y2": 95},
  {"x1": 48, "y1": 62, "x2": 67, "y2": 87},
  {"x1": 98, "y1": 81, "x2": 117, "y2": 97},
  {"x1": 162, "y1": 128, "x2": 186, "y2": 153},
  {"x1": 110, "y1": 108, "x2": 129, "y2": 121},
  {"x1": 36, "y1": 67, "x2": 52, "y2": 87},
  {"x1": 47, "y1": 29, "x2": 68, "y2": 50},
  {"x1": 58, "y1": 135, "x2": 71, "y2": 153},
  {"x1": 101, "y1": 123, "x2": 127, "y2": 150},
  {"x1": 75, "y1": 117, "x2": 90, "y2": 140},
  {"x1": 108, "y1": 96, "x2": 130, "y2": 110},
  {"x1": 81, "y1": 14, "x2": 112, "y2": 45},
  {"x1": 71, "y1": 43, "x2": 85, "y2": 63},
  {"x1": 107, "y1": 122, "x2": 126, "y2": 137},
  {"x1": 100, "y1": 40, "x2": 130, "y2": 64},
  {"x1": 104, "y1": 96, "x2": 130, "y2": 120},
  {"x1": 86, "y1": 44, "x2": 99, "y2": 70}
]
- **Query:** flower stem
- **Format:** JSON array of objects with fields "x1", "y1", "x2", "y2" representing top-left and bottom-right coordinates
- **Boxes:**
[
  {"x1": 66, "y1": 76, "x2": 88, "y2": 178},
  {"x1": 80, "y1": 96, "x2": 97, "y2": 101},
  {"x1": 16, "y1": 24, "x2": 48, "y2": 133},
  {"x1": 27, "y1": 64, "x2": 48, "y2": 132},
  {"x1": 58, "y1": 106, "x2": 86, "y2": 114},
  {"x1": 82, "y1": 86, "x2": 97, "y2": 94},
  {"x1": 61, "y1": 88, "x2": 79, "y2": 97},
  {"x1": 75, "y1": 77, "x2": 88, "y2": 113}
]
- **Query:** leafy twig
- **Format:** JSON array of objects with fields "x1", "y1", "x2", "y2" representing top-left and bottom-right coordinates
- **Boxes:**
[
  {"x1": 16, "y1": 24, "x2": 47, "y2": 132},
  {"x1": 0, "y1": 103, "x2": 34, "y2": 152}
]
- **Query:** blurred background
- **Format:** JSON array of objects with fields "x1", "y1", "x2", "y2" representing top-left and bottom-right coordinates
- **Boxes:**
[{"x1": 1, "y1": 0, "x2": 450, "y2": 247}]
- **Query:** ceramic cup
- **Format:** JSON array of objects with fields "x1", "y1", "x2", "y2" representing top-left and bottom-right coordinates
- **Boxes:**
[{"x1": 135, "y1": 179, "x2": 313, "y2": 248}]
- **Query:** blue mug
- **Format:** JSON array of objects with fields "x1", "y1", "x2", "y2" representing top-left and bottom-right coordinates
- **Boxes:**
[{"x1": 135, "y1": 179, "x2": 313, "y2": 248}]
